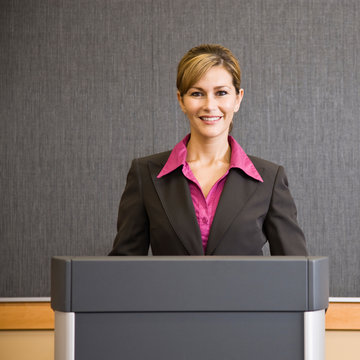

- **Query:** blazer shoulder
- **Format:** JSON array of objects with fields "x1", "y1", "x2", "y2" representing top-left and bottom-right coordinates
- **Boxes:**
[
  {"x1": 130, "y1": 151, "x2": 172, "y2": 180},
  {"x1": 134, "y1": 150, "x2": 171, "y2": 166},
  {"x1": 248, "y1": 155, "x2": 280, "y2": 170},
  {"x1": 247, "y1": 155, "x2": 284, "y2": 182}
]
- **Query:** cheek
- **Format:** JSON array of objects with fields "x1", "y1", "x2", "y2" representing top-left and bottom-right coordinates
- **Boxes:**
[
  {"x1": 182, "y1": 101, "x2": 199, "y2": 115},
  {"x1": 222, "y1": 100, "x2": 238, "y2": 113}
]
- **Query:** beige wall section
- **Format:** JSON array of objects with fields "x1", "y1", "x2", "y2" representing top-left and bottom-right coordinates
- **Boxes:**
[
  {"x1": 0, "y1": 330, "x2": 359, "y2": 359},
  {"x1": 326, "y1": 331, "x2": 360, "y2": 360},
  {"x1": 0, "y1": 331, "x2": 54, "y2": 360}
]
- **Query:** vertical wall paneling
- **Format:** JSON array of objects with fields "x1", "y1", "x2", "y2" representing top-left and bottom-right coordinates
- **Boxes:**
[{"x1": 0, "y1": 0, "x2": 359, "y2": 297}]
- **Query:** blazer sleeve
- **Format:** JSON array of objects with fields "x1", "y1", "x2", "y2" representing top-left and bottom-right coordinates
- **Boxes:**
[
  {"x1": 263, "y1": 165, "x2": 308, "y2": 255},
  {"x1": 109, "y1": 159, "x2": 150, "y2": 255}
]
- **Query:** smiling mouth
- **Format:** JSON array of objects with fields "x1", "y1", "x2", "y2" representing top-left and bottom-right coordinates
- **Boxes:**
[{"x1": 199, "y1": 116, "x2": 222, "y2": 122}]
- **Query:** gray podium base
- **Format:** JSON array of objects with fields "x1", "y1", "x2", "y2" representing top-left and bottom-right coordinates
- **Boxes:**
[{"x1": 55, "y1": 309, "x2": 325, "y2": 360}]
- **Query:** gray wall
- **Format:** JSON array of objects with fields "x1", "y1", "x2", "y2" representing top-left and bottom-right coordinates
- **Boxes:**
[{"x1": 1, "y1": 0, "x2": 359, "y2": 297}]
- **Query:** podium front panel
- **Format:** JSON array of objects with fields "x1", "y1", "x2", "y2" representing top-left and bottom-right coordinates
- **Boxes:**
[
  {"x1": 74, "y1": 312, "x2": 304, "y2": 360},
  {"x1": 51, "y1": 256, "x2": 328, "y2": 360}
]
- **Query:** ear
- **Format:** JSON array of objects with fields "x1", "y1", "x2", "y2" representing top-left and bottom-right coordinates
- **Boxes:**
[
  {"x1": 234, "y1": 88, "x2": 244, "y2": 113},
  {"x1": 177, "y1": 91, "x2": 186, "y2": 113}
]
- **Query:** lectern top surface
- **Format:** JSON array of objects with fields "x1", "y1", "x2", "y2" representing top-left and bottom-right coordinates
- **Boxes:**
[{"x1": 51, "y1": 256, "x2": 329, "y2": 313}]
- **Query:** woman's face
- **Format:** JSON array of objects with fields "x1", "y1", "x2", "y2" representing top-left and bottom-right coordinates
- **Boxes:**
[{"x1": 177, "y1": 66, "x2": 243, "y2": 141}]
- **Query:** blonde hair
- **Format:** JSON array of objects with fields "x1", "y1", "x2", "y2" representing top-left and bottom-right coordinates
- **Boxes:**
[{"x1": 177, "y1": 44, "x2": 241, "y2": 97}]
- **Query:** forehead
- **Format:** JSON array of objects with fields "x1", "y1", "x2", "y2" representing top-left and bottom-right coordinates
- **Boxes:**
[{"x1": 191, "y1": 66, "x2": 234, "y2": 88}]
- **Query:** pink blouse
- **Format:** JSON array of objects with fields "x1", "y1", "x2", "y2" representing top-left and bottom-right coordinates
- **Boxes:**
[{"x1": 157, "y1": 135, "x2": 263, "y2": 252}]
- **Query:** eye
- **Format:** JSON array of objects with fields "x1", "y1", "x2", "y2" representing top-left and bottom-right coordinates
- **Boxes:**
[
  {"x1": 190, "y1": 91, "x2": 203, "y2": 97},
  {"x1": 216, "y1": 90, "x2": 228, "y2": 96}
]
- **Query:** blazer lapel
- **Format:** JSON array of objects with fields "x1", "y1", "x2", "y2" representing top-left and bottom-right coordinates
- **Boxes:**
[
  {"x1": 149, "y1": 162, "x2": 204, "y2": 255},
  {"x1": 206, "y1": 169, "x2": 261, "y2": 255}
]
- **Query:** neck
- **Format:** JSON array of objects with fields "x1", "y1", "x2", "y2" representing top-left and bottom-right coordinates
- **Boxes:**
[{"x1": 186, "y1": 133, "x2": 231, "y2": 165}]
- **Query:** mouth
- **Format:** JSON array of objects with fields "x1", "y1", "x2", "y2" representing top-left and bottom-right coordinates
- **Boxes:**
[{"x1": 199, "y1": 116, "x2": 223, "y2": 122}]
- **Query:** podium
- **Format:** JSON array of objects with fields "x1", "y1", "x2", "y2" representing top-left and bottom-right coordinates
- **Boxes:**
[{"x1": 51, "y1": 256, "x2": 329, "y2": 360}]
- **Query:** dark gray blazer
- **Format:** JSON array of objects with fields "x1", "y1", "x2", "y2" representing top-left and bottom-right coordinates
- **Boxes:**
[{"x1": 109, "y1": 151, "x2": 308, "y2": 256}]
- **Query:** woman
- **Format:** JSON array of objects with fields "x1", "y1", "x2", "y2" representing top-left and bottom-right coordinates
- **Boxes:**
[{"x1": 109, "y1": 44, "x2": 308, "y2": 256}]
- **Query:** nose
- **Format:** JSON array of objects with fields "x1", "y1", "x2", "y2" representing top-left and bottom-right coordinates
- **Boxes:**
[{"x1": 203, "y1": 95, "x2": 217, "y2": 112}]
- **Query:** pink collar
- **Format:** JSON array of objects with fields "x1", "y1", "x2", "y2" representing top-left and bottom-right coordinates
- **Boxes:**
[{"x1": 157, "y1": 134, "x2": 263, "y2": 182}]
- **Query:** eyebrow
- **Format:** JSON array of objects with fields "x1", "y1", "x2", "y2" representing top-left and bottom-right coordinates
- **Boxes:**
[{"x1": 189, "y1": 85, "x2": 232, "y2": 91}]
